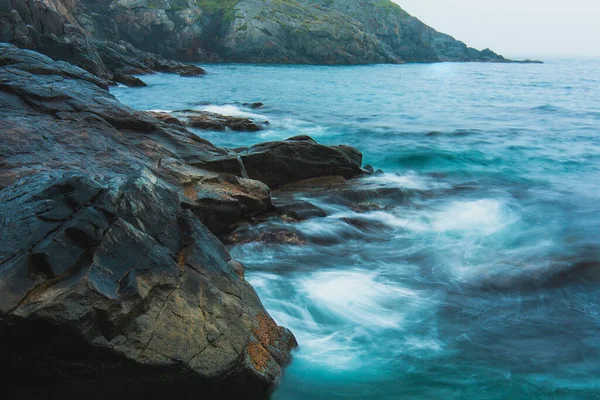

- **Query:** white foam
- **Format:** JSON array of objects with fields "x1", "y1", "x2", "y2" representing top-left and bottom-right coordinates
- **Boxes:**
[
  {"x1": 431, "y1": 199, "x2": 513, "y2": 235},
  {"x1": 354, "y1": 199, "x2": 516, "y2": 237},
  {"x1": 300, "y1": 270, "x2": 419, "y2": 328},
  {"x1": 278, "y1": 117, "x2": 327, "y2": 135},
  {"x1": 293, "y1": 329, "x2": 369, "y2": 369},
  {"x1": 335, "y1": 210, "x2": 430, "y2": 232},
  {"x1": 403, "y1": 336, "x2": 444, "y2": 352},
  {"x1": 363, "y1": 172, "x2": 450, "y2": 190},
  {"x1": 199, "y1": 104, "x2": 265, "y2": 119}
]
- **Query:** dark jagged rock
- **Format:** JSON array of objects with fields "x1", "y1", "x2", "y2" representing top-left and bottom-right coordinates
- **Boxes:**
[
  {"x1": 238, "y1": 136, "x2": 365, "y2": 188},
  {"x1": 182, "y1": 175, "x2": 274, "y2": 234},
  {"x1": 112, "y1": 72, "x2": 147, "y2": 87},
  {"x1": 276, "y1": 201, "x2": 328, "y2": 222},
  {"x1": 0, "y1": 170, "x2": 297, "y2": 399},
  {"x1": 92, "y1": 38, "x2": 207, "y2": 77}
]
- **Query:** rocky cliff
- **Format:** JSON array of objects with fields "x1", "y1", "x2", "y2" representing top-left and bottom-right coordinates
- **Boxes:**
[
  {"x1": 1, "y1": 0, "x2": 512, "y2": 71},
  {"x1": 0, "y1": 0, "x2": 207, "y2": 81}
]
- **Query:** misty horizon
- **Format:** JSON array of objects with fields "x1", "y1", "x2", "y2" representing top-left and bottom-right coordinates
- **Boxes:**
[{"x1": 395, "y1": 0, "x2": 600, "y2": 59}]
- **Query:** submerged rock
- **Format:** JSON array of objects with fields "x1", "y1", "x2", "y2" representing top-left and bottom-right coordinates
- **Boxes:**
[
  {"x1": 224, "y1": 225, "x2": 308, "y2": 246},
  {"x1": 0, "y1": 170, "x2": 296, "y2": 399},
  {"x1": 243, "y1": 102, "x2": 265, "y2": 109}
]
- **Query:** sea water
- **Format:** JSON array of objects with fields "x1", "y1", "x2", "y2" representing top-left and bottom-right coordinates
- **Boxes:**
[{"x1": 113, "y1": 60, "x2": 600, "y2": 399}]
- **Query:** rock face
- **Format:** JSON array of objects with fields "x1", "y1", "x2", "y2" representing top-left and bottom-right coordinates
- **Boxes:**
[
  {"x1": 0, "y1": 43, "x2": 369, "y2": 397},
  {"x1": 96, "y1": 0, "x2": 512, "y2": 63},
  {"x1": 0, "y1": 0, "x2": 522, "y2": 69},
  {"x1": 0, "y1": 170, "x2": 296, "y2": 399},
  {"x1": 0, "y1": 0, "x2": 206, "y2": 80}
]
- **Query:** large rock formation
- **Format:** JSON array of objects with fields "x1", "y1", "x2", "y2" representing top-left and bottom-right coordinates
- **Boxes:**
[
  {"x1": 0, "y1": 0, "x2": 525, "y2": 70},
  {"x1": 238, "y1": 135, "x2": 365, "y2": 188},
  {"x1": 0, "y1": 43, "x2": 368, "y2": 397},
  {"x1": 0, "y1": 170, "x2": 296, "y2": 399}
]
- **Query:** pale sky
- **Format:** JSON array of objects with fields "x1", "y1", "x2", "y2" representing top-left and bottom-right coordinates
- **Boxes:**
[{"x1": 394, "y1": 0, "x2": 600, "y2": 59}]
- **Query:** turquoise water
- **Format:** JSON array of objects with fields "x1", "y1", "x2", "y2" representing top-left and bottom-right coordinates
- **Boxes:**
[{"x1": 113, "y1": 61, "x2": 600, "y2": 399}]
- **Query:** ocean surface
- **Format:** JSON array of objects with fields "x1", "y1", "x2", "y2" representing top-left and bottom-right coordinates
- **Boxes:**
[{"x1": 113, "y1": 60, "x2": 600, "y2": 399}]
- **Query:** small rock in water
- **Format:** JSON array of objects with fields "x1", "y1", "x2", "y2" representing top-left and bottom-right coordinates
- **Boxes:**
[
  {"x1": 179, "y1": 68, "x2": 205, "y2": 77},
  {"x1": 112, "y1": 73, "x2": 147, "y2": 87},
  {"x1": 351, "y1": 202, "x2": 385, "y2": 213},
  {"x1": 240, "y1": 136, "x2": 364, "y2": 188},
  {"x1": 363, "y1": 164, "x2": 375, "y2": 173},
  {"x1": 276, "y1": 200, "x2": 327, "y2": 221},
  {"x1": 178, "y1": 110, "x2": 263, "y2": 132},
  {"x1": 242, "y1": 102, "x2": 265, "y2": 109}
]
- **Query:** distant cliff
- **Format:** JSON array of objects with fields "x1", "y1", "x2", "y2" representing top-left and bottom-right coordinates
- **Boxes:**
[
  {"x1": 91, "y1": 0, "x2": 510, "y2": 63},
  {"x1": 1, "y1": 0, "x2": 516, "y2": 71}
]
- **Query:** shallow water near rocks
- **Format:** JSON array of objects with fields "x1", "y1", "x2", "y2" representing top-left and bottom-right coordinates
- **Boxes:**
[{"x1": 113, "y1": 60, "x2": 600, "y2": 399}]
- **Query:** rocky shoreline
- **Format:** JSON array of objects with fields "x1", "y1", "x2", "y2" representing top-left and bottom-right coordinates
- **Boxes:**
[{"x1": 0, "y1": 42, "x2": 379, "y2": 398}]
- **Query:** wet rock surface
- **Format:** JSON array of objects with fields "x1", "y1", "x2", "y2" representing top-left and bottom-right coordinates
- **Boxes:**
[
  {"x1": 238, "y1": 136, "x2": 366, "y2": 188},
  {"x1": 148, "y1": 110, "x2": 267, "y2": 132}
]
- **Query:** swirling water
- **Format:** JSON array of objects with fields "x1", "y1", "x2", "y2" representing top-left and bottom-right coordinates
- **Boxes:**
[{"x1": 113, "y1": 60, "x2": 600, "y2": 399}]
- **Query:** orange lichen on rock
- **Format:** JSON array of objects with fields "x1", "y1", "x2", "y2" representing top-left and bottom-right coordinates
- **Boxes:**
[
  {"x1": 253, "y1": 312, "x2": 279, "y2": 347},
  {"x1": 178, "y1": 247, "x2": 188, "y2": 267},
  {"x1": 183, "y1": 185, "x2": 197, "y2": 201},
  {"x1": 247, "y1": 341, "x2": 270, "y2": 373}
]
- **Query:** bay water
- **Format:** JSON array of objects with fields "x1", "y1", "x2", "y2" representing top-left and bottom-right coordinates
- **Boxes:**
[{"x1": 113, "y1": 60, "x2": 600, "y2": 399}]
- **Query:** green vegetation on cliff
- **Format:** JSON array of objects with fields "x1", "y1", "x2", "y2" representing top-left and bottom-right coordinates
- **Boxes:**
[{"x1": 195, "y1": 0, "x2": 240, "y2": 22}]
